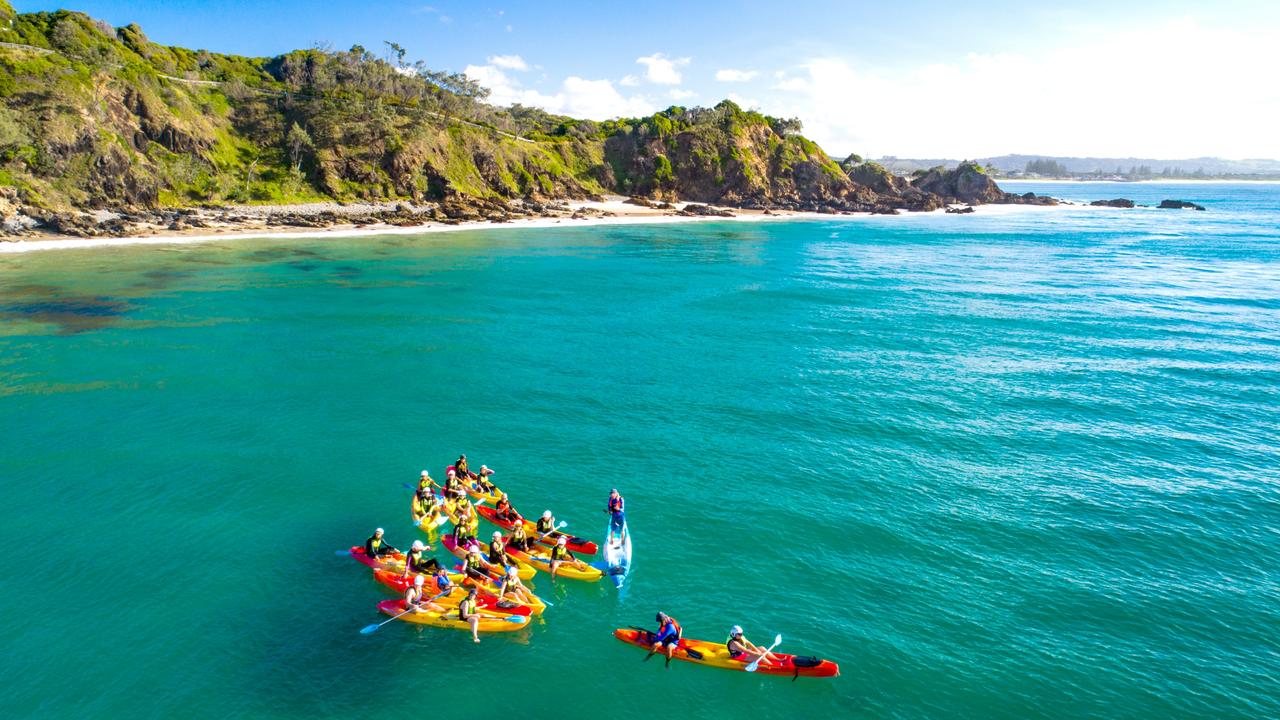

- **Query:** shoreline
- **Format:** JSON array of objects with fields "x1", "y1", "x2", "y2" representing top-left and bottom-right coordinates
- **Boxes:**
[{"x1": 0, "y1": 199, "x2": 1073, "y2": 255}]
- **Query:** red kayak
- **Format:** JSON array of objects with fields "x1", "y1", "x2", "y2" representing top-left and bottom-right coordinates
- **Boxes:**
[
  {"x1": 475, "y1": 505, "x2": 598, "y2": 555},
  {"x1": 349, "y1": 546, "x2": 405, "y2": 569},
  {"x1": 370, "y1": 569, "x2": 532, "y2": 617},
  {"x1": 613, "y1": 628, "x2": 840, "y2": 679}
]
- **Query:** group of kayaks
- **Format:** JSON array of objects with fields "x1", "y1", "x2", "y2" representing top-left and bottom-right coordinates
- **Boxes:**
[{"x1": 345, "y1": 456, "x2": 837, "y2": 679}]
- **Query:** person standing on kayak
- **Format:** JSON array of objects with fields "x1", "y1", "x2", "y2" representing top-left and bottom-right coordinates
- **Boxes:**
[
  {"x1": 726, "y1": 625, "x2": 779, "y2": 665},
  {"x1": 365, "y1": 528, "x2": 399, "y2": 560},
  {"x1": 605, "y1": 489, "x2": 626, "y2": 546},
  {"x1": 647, "y1": 612, "x2": 683, "y2": 667},
  {"x1": 548, "y1": 535, "x2": 590, "y2": 580}
]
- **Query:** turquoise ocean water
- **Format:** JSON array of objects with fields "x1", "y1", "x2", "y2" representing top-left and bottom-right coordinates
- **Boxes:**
[{"x1": 1, "y1": 181, "x2": 1277, "y2": 718}]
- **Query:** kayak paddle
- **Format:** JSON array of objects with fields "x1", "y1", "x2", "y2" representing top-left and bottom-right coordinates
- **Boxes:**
[
  {"x1": 745, "y1": 634, "x2": 783, "y2": 672},
  {"x1": 360, "y1": 590, "x2": 449, "y2": 634}
]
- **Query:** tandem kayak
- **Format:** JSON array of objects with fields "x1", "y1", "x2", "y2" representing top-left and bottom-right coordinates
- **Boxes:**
[
  {"x1": 502, "y1": 542, "x2": 603, "y2": 582},
  {"x1": 441, "y1": 534, "x2": 538, "y2": 581},
  {"x1": 612, "y1": 628, "x2": 839, "y2": 678},
  {"x1": 475, "y1": 505, "x2": 599, "y2": 555},
  {"x1": 377, "y1": 599, "x2": 528, "y2": 632},
  {"x1": 370, "y1": 569, "x2": 534, "y2": 617}
]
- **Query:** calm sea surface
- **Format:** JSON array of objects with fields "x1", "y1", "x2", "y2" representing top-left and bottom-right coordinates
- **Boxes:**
[{"x1": 1, "y1": 181, "x2": 1277, "y2": 719}]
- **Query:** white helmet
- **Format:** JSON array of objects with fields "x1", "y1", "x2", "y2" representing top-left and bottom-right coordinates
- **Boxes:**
[
  {"x1": 411, "y1": 540, "x2": 425, "y2": 551},
  {"x1": 542, "y1": 510, "x2": 552, "y2": 519},
  {"x1": 414, "y1": 575, "x2": 426, "y2": 587},
  {"x1": 492, "y1": 531, "x2": 502, "y2": 539},
  {"x1": 730, "y1": 625, "x2": 743, "y2": 636},
  {"x1": 557, "y1": 535, "x2": 567, "y2": 545},
  {"x1": 375, "y1": 527, "x2": 384, "y2": 535},
  {"x1": 421, "y1": 470, "x2": 429, "y2": 477}
]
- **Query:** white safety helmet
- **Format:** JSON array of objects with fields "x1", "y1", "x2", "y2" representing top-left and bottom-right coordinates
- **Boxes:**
[
  {"x1": 557, "y1": 535, "x2": 567, "y2": 545},
  {"x1": 414, "y1": 575, "x2": 426, "y2": 587},
  {"x1": 542, "y1": 510, "x2": 552, "y2": 519},
  {"x1": 421, "y1": 470, "x2": 429, "y2": 477},
  {"x1": 730, "y1": 625, "x2": 743, "y2": 636},
  {"x1": 375, "y1": 527, "x2": 384, "y2": 535},
  {"x1": 492, "y1": 531, "x2": 502, "y2": 539},
  {"x1": 411, "y1": 540, "x2": 425, "y2": 551}
]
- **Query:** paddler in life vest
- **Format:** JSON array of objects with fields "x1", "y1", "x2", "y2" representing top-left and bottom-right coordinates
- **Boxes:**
[
  {"x1": 474, "y1": 464, "x2": 497, "y2": 492},
  {"x1": 646, "y1": 611, "x2": 683, "y2": 667},
  {"x1": 402, "y1": 539, "x2": 438, "y2": 579},
  {"x1": 365, "y1": 528, "x2": 399, "y2": 561},
  {"x1": 548, "y1": 535, "x2": 589, "y2": 580},
  {"x1": 498, "y1": 565, "x2": 534, "y2": 605},
  {"x1": 412, "y1": 486, "x2": 437, "y2": 525},
  {"x1": 487, "y1": 531, "x2": 512, "y2": 569},
  {"x1": 605, "y1": 488, "x2": 626, "y2": 545},
  {"x1": 726, "y1": 625, "x2": 779, "y2": 664},
  {"x1": 443, "y1": 468, "x2": 465, "y2": 499},
  {"x1": 506, "y1": 522, "x2": 533, "y2": 551},
  {"x1": 431, "y1": 565, "x2": 455, "y2": 598},
  {"x1": 455, "y1": 454, "x2": 478, "y2": 481},
  {"x1": 458, "y1": 586, "x2": 483, "y2": 643},
  {"x1": 494, "y1": 493, "x2": 520, "y2": 523},
  {"x1": 462, "y1": 547, "x2": 490, "y2": 583},
  {"x1": 536, "y1": 510, "x2": 558, "y2": 537},
  {"x1": 406, "y1": 574, "x2": 447, "y2": 614},
  {"x1": 417, "y1": 470, "x2": 438, "y2": 494},
  {"x1": 453, "y1": 507, "x2": 479, "y2": 547}
]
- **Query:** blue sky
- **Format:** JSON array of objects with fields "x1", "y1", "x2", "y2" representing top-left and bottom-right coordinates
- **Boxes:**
[{"x1": 15, "y1": 0, "x2": 1280, "y2": 158}]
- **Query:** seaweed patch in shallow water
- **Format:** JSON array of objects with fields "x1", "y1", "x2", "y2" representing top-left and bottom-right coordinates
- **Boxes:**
[{"x1": 0, "y1": 295, "x2": 134, "y2": 334}]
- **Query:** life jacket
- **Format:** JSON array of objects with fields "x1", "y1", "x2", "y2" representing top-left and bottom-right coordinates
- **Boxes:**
[
  {"x1": 550, "y1": 545, "x2": 570, "y2": 562},
  {"x1": 536, "y1": 517, "x2": 553, "y2": 534},
  {"x1": 456, "y1": 459, "x2": 469, "y2": 475},
  {"x1": 407, "y1": 550, "x2": 432, "y2": 574},
  {"x1": 367, "y1": 536, "x2": 383, "y2": 555},
  {"x1": 726, "y1": 635, "x2": 746, "y2": 655},
  {"x1": 454, "y1": 522, "x2": 475, "y2": 544},
  {"x1": 458, "y1": 597, "x2": 477, "y2": 619},
  {"x1": 406, "y1": 587, "x2": 423, "y2": 606},
  {"x1": 433, "y1": 571, "x2": 452, "y2": 592},
  {"x1": 464, "y1": 554, "x2": 485, "y2": 573},
  {"x1": 609, "y1": 496, "x2": 624, "y2": 513},
  {"x1": 663, "y1": 618, "x2": 682, "y2": 637},
  {"x1": 488, "y1": 543, "x2": 507, "y2": 565}
]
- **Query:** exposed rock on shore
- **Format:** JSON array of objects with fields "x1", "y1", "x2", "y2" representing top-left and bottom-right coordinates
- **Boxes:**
[{"x1": 1090, "y1": 198, "x2": 1136, "y2": 208}]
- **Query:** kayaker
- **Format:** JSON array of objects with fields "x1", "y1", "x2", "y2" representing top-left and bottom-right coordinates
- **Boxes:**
[
  {"x1": 536, "y1": 510, "x2": 558, "y2": 537},
  {"x1": 497, "y1": 565, "x2": 534, "y2": 605},
  {"x1": 474, "y1": 464, "x2": 497, "y2": 492},
  {"x1": 726, "y1": 625, "x2": 778, "y2": 664},
  {"x1": 458, "y1": 586, "x2": 483, "y2": 643},
  {"x1": 402, "y1": 540, "x2": 437, "y2": 579},
  {"x1": 455, "y1": 454, "x2": 478, "y2": 481},
  {"x1": 605, "y1": 488, "x2": 626, "y2": 545},
  {"x1": 406, "y1": 574, "x2": 447, "y2": 614},
  {"x1": 365, "y1": 528, "x2": 399, "y2": 560},
  {"x1": 453, "y1": 507, "x2": 479, "y2": 547},
  {"x1": 647, "y1": 611, "x2": 683, "y2": 667},
  {"x1": 506, "y1": 522, "x2": 533, "y2": 551},
  {"x1": 462, "y1": 547, "x2": 490, "y2": 582},
  {"x1": 548, "y1": 535, "x2": 589, "y2": 580},
  {"x1": 411, "y1": 487, "x2": 436, "y2": 523},
  {"x1": 494, "y1": 493, "x2": 520, "y2": 522},
  {"x1": 443, "y1": 468, "x2": 465, "y2": 499},
  {"x1": 431, "y1": 565, "x2": 455, "y2": 598},
  {"x1": 416, "y1": 470, "x2": 437, "y2": 494},
  {"x1": 487, "y1": 531, "x2": 512, "y2": 568}
]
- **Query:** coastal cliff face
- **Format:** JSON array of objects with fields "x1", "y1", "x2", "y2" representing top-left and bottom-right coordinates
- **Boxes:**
[{"x1": 0, "y1": 3, "x2": 1042, "y2": 236}]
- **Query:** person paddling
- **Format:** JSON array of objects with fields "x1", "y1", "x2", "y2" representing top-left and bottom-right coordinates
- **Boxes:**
[
  {"x1": 536, "y1": 510, "x2": 558, "y2": 537},
  {"x1": 417, "y1": 470, "x2": 438, "y2": 494},
  {"x1": 497, "y1": 565, "x2": 534, "y2": 605},
  {"x1": 406, "y1": 574, "x2": 447, "y2": 614},
  {"x1": 487, "y1": 531, "x2": 513, "y2": 569},
  {"x1": 548, "y1": 535, "x2": 589, "y2": 579},
  {"x1": 726, "y1": 625, "x2": 779, "y2": 665},
  {"x1": 474, "y1": 464, "x2": 497, "y2": 493},
  {"x1": 443, "y1": 468, "x2": 465, "y2": 499},
  {"x1": 462, "y1": 546, "x2": 490, "y2": 582},
  {"x1": 453, "y1": 507, "x2": 479, "y2": 547},
  {"x1": 646, "y1": 611, "x2": 683, "y2": 667},
  {"x1": 365, "y1": 528, "x2": 399, "y2": 560},
  {"x1": 455, "y1": 454, "x2": 478, "y2": 481},
  {"x1": 494, "y1": 493, "x2": 520, "y2": 523},
  {"x1": 605, "y1": 488, "x2": 626, "y2": 546}
]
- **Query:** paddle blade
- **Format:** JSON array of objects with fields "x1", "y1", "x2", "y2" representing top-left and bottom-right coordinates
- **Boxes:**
[
  {"x1": 335, "y1": 550, "x2": 352, "y2": 556},
  {"x1": 505, "y1": 615, "x2": 527, "y2": 624},
  {"x1": 773, "y1": 633, "x2": 783, "y2": 646},
  {"x1": 359, "y1": 623, "x2": 380, "y2": 634}
]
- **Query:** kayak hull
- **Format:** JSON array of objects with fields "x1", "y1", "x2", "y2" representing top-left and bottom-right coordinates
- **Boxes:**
[
  {"x1": 504, "y1": 544, "x2": 603, "y2": 582},
  {"x1": 370, "y1": 569, "x2": 534, "y2": 616},
  {"x1": 603, "y1": 520, "x2": 632, "y2": 589},
  {"x1": 475, "y1": 505, "x2": 598, "y2": 555},
  {"x1": 378, "y1": 599, "x2": 528, "y2": 632},
  {"x1": 441, "y1": 534, "x2": 538, "y2": 581},
  {"x1": 612, "y1": 629, "x2": 839, "y2": 678}
]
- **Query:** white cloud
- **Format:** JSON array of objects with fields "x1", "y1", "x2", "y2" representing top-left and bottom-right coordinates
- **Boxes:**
[
  {"x1": 619, "y1": 74, "x2": 640, "y2": 87},
  {"x1": 636, "y1": 53, "x2": 690, "y2": 85},
  {"x1": 715, "y1": 68, "x2": 758, "y2": 82},
  {"x1": 669, "y1": 88, "x2": 696, "y2": 100},
  {"x1": 466, "y1": 63, "x2": 654, "y2": 119},
  {"x1": 767, "y1": 17, "x2": 1280, "y2": 158},
  {"x1": 726, "y1": 92, "x2": 760, "y2": 109},
  {"x1": 488, "y1": 54, "x2": 528, "y2": 71}
]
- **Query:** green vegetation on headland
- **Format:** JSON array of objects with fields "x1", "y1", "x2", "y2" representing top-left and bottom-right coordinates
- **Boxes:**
[{"x1": 0, "y1": 2, "x2": 1050, "y2": 237}]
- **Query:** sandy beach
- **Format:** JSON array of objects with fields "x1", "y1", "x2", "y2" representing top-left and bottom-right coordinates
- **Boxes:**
[{"x1": 0, "y1": 197, "x2": 1076, "y2": 255}]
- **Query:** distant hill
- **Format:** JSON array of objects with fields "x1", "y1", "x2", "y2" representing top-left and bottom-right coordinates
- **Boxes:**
[{"x1": 877, "y1": 155, "x2": 1280, "y2": 179}]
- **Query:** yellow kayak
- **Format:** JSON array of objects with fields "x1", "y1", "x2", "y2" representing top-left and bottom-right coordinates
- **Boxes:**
[
  {"x1": 506, "y1": 543, "x2": 603, "y2": 582},
  {"x1": 442, "y1": 535, "x2": 537, "y2": 580},
  {"x1": 377, "y1": 599, "x2": 528, "y2": 632}
]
